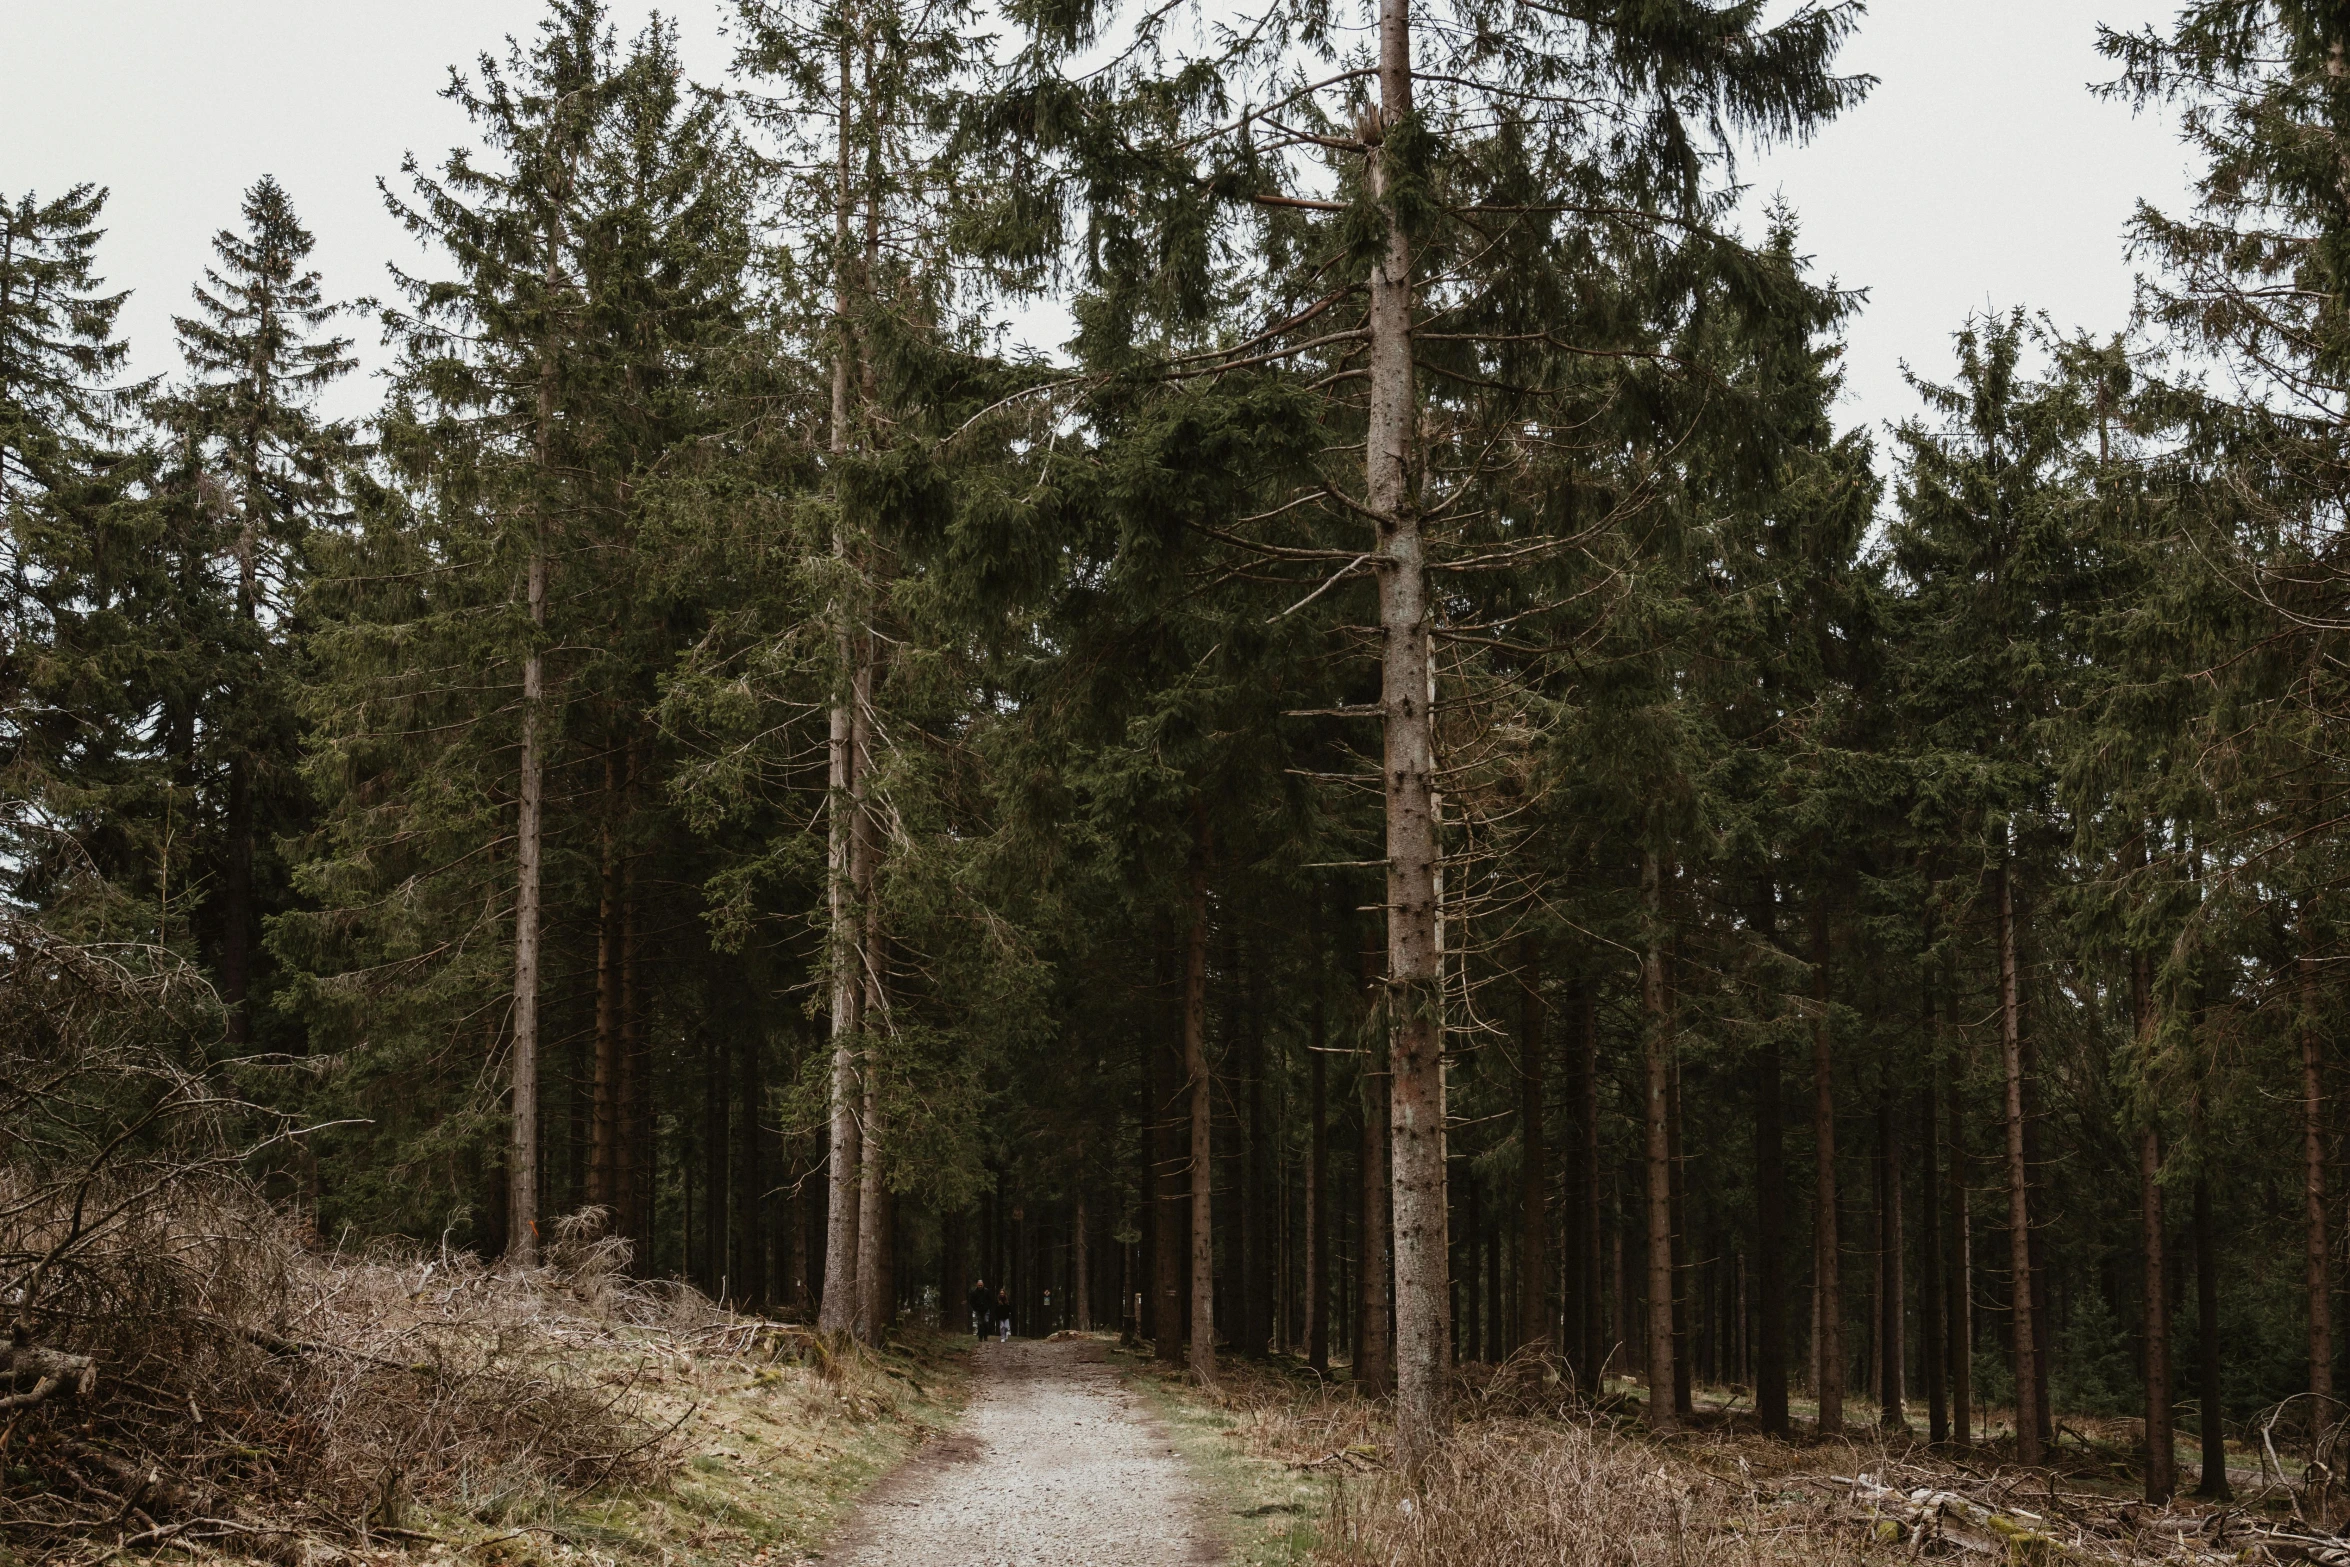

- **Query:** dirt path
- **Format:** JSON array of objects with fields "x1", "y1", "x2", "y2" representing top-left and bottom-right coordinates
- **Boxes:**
[{"x1": 821, "y1": 1338, "x2": 1224, "y2": 1567}]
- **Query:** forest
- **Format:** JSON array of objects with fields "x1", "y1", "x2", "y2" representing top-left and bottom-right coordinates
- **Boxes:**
[{"x1": 9, "y1": 0, "x2": 2350, "y2": 1538}]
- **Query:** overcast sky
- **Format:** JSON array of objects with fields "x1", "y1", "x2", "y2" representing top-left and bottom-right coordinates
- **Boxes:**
[{"x1": 3, "y1": 0, "x2": 2196, "y2": 437}]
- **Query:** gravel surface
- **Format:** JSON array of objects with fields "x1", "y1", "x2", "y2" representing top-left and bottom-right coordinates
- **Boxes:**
[{"x1": 822, "y1": 1337, "x2": 1223, "y2": 1567}]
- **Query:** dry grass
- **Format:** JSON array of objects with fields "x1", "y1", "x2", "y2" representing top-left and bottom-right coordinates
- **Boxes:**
[
  {"x1": 0, "y1": 1194, "x2": 961, "y2": 1564},
  {"x1": 1132, "y1": 1350, "x2": 2347, "y2": 1566}
]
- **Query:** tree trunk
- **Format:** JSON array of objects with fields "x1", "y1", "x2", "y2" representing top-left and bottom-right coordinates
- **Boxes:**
[
  {"x1": 619, "y1": 846, "x2": 649, "y2": 1258},
  {"x1": 1641, "y1": 853, "x2": 1677, "y2": 1432},
  {"x1": 222, "y1": 753, "x2": 254, "y2": 1046},
  {"x1": 1308, "y1": 989, "x2": 1330, "y2": 1373},
  {"x1": 854, "y1": 866, "x2": 891, "y2": 1345},
  {"x1": 1074, "y1": 1192, "x2": 1091, "y2": 1330},
  {"x1": 1358, "y1": 1048, "x2": 1395, "y2": 1395},
  {"x1": 2305, "y1": 951, "x2": 2332, "y2": 1403},
  {"x1": 1519, "y1": 934, "x2": 1548, "y2": 1352},
  {"x1": 1241, "y1": 953, "x2": 1271, "y2": 1357},
  {"x1": 1579, "y1": 985, "x2": 1603, "y2": 1393},
  {"x1": 1366, "y1": 0, "x2": 1445, "y2": 1471},
  {"x1": 507, "y1": 542, "x2": 547, "y2": 1268},
  {"x1": 590, "y1": 755, "x2": 622, "y2": 1213},
  {"x1": 1185, "y1": 813, "x2": 1216, "y2": 1383},
  {"x1": 816, "y1": 20, "x2": 866, "y2": 1344},
  {"x1": 1946, "y1": 978, "x2": 1972, "y2": 1446},
  {"x1": 2133, "y1": 951, "x2": 2175, "y2": 1500},
  {"x1": 1998, "y1": 853, "x2": 2042, "y2": 1465},
  {"x1": 1811, "y1": 897, "x2": 1842, "y2": 1434},
  {"x1": 1921, "y1": 1065, "x2": 1947, "y2": 1444},
  {"x1": 1154, "y1": 938, "x2": 1187, "y2": 1365},
  {"x1": 1756, "y1": 1008, "x2": 1789, "y2": 1434},
  {"x1": 2195, "y1": 1167, "x2": 2230, "y2": 1498},
  {"x1": 704, "y1": 1028, "x2": 728, "y2": 1295},
  {"x1": 1879, "y1": 1071, "x2": 1905, "y2": 1429}
]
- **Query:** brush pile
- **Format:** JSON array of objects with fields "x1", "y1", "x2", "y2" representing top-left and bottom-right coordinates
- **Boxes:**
[{"x1": 0, "y1": 918, "x2": 705, "y2": 1560}]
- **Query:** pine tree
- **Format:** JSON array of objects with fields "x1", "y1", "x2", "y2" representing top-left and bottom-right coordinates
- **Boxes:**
[
  {"x1": 160, "y1": 175, "x2": 356, "y2": 1048},
  {"x1": 0, "y1": 183, "x2": 172, "y2": 932}
]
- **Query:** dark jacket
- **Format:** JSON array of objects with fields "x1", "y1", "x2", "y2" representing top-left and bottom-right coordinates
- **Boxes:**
[{"x1": 966, "y1": 1284, "x2": 993, "y2": 1320}]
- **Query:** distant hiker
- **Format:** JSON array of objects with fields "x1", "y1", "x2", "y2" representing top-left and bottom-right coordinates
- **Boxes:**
[
  {"x1": 996, "y1": 1285, "x2": 1013, "y2": 1342},
  {"x1": 967, "y1": 1278, "x2": 992, "y2": 1340}
]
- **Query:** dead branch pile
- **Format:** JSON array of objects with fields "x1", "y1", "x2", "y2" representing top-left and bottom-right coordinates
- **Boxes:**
[{"x1": 0, "y1": 919, "x2": 721, "y2": 1560}]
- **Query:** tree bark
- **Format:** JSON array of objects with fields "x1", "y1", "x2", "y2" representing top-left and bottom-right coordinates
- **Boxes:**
[
  {"x1": 1879, "y1": 1070, "x2": 1905, "y2": 1429},
  {"x1": 816, "y1": 27, "x2": 866, "y2": 1342},
  {"x1": 2305, "y1": 950, "x2": 2332, "y2": 1403},
  {"x1": 507, "y1": 543, "x2": 547, "y2": 1267},
  {"x1": 1241, "y1": 952, "x2": 1271, "y2": 1357},
  {"x1": 1358, "y1": 1043, "x2": 1395, "y2": 1395},
  {"x1": 1366, "y1": 0, "x2": 1446, "y2": 1470},
  {"x1": 1998, "y1": 852, "x2": 2042, "y2": 1465},
  {"x1": 1756, "y1": 1005, "x2": 1789, "y2": 1434},
  {"x1": 1184, "y1": 812, "x2": 1216, "y2": 1383},
  {"x1": 2132, "y1": 950, "x2": 2175, "y2": 1500},
  {"x1": 1641, "y1": 853, "x2": 1677, "y2": 1432},
  {"x1": 1948, "y1": 1073, "x2": 1972, "y2": 1447},
  {"x1": 1519, "y1": 934, "x2": 1549, "y2": 1353},
  {"x1": 854, "y1": 855, "x2": 892, "y2": 1344},
  {"x1": 1811, "y1": 897, "x2": 1842, "y2": 1434},
  {"x1": 1579, "y1": 984, "x2": 1603, "y2": 1393},
  {"x1": 2195, "y1": 1167, "x2": 2230, "y2": 1498},
  {"x1": 589, "y1": 753, "x2": 622, "y2": 1213},
  {"x1": 1154, "y1": 937, "x2": 1187, "y2": 1364},
  {"x1": 1308, "y1": 986, "x2": 1330, "y2": 1373},
  {"x1": 1920, "y1": 1064, "x2": 1947, "y2": 1443}
]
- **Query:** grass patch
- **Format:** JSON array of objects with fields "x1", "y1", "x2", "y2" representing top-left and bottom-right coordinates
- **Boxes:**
[
  {"x1": 1106, "y1": 1344, "x2": 1347, "y2": 1567},
  {"x1": 513, "y1": 1325, "x2": 973, "y2": 1567}
]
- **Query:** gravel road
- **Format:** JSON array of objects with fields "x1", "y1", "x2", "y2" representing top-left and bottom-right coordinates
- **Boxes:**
[{"x1": 822, "y1": 1337, "x2": 1224, "y2": 1567}]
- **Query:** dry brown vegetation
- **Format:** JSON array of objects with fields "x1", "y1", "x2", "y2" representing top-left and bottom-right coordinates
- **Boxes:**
[
  {"x1": 0, "y1": 919, "x2": 960, "y2": 1565},
  {"x1": 1140, "y1": 1349, "x2": 2350, "y2": 1566}
]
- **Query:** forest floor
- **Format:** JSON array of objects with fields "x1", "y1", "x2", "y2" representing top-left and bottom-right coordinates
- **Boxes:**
[{"x1": 1093, "y1": 1342, "x2": 2350, "y2": 1565}]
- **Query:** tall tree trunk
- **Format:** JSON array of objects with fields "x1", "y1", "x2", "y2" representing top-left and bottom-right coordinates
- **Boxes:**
[
  {"x1": 2305, "y1": 950, "x2": 2332, "y2": 1403},
  {"x1": 590, "y1": 754, "x2": 622, "y2": 1213},
  {"x1": 1185, "y1": 811, "x2": 1216, "y2": 1383},
  {"x1": 1756, "y1": 1007, "x2": 1789, "y2": 1435},
  {"x1": 1579, "y1": 985, "x2": 1603, "y2": 1393},
  {"x1": 2134, "y1": 950, "x2": 2175, "y2": 1500},
  {"x1": 816, "y1": 20, "x2": 866, "y2": 1344},
  {"x1": 1920, "y1": 1065, "x2": 1947, "y2": 1444},
  {"x1": 221, "y1": 482, "x2": 260, "y2": 1047},
  {"x1": 1811, "y1": 897, "x2": 1842, "y2": 1434},
  {"x1": 1074, "y1": 1191, "x2": 1091, "y2": 1330},
  {"x1": 1641, "y1": 853, "x2": 1677, "y2": 1431},
  {"x1": 1154, "y1": 940, "x2": 1187, "y2": 1365},
  {"x1": 1359, "y1": 1047, "x2": 1395, "y2": 1395},
  {"x1": 507, "y1": 543, "x2": 547, "y2": 1267},
  {"x1": 704, "y1": 1027, "x2": 728, "y2": 1295},
  {"x1": 2195, "y1": 1167, "x2": 2230, "y2": 1498},
  {"x1": 1308, "y1": 988, "x2": 1331, "y2": 1373},
  {"x1": 1947, "y1": 1015, "x2": 1972, "y2": 1446},
  {"x1": 619, "y1": 846, "x2": 649, "y2": 1258},
  {"x1": 1519, "y1": 934, "x2": 1549, "y2": 1352},
  {"x1": 222, "y1": 754, "x2": 254, "y2": 1046},
  {"x1": 1998, "y1": 853, "x2": 2042, "y2": 1465},
  {"x1": 1878, "y1": 1074, "x2": 1905, "y2": 1429},
  {"x1": 1366, "y1": 0, "x2": 1445, "y2": 1469},
  {"x1": 1241, "y1": 952, "x2": 1271, "y2": 1357},
  {"x1": 854, "y1": 883, "x2": 891, "y2": 1345}
]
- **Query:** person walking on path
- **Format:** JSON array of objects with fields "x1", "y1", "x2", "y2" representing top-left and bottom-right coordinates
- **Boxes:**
[
  {"x1": 996, "y1": 1285, "x2": 1013, "y2": 1342},
  {"x1": 966, "y1": 1278, "x2": 993, "y2": 1341}
]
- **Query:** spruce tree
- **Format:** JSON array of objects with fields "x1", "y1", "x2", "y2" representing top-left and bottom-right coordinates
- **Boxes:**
[
  {"x1": 980, "y1": 0, "x2": 1868, "y2": 1464},
  {"x1": 160, "y1": 175, "x2": 356, "y2": 1048}
]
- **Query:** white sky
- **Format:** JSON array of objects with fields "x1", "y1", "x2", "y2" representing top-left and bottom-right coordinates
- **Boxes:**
[{"x1": 3, "y1": 0, "x2": 2196, "y2": 438}]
